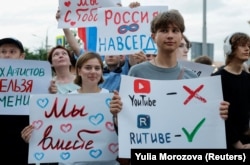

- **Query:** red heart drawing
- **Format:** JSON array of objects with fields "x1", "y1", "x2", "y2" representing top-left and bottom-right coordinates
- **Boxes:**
[
  {"x1": 70, "y1": 21, "x2": 76, "y2": 26},
  {"x1": 32, "y1": 120, "x2": 43, "y2": 130},
  {"x1": 105, "y1": 121, "x2": 115, "y2": 131},
  {"x1": 108, "y1": 143, "x2": 119, "y2": 153},
  {"x1": 60, "y1": 123, "x2": 72, "y2": 133},
  {"x1": 64, "y1": 1, "x2": 71, "y2": 7}
]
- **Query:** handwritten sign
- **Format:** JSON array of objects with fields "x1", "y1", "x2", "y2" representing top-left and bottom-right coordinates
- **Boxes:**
[
  {"x1": 118, "y1": 75, "x2": 226, "y2": 158},
  {"x1": 97, "y1": 6, "x2": 167, "y2": 55},
  {"x1": 58, "y1": 0, "x2": 121, "y2": 28},
  {"x1": 178, "y1": 60, "x2": 215, "y2": 77},
  {"x1": 28, "y1": 93, "x2": 118, "y2": 163},
  {"x1": 0, "y1": 59, "x2": 51, "y2": 115}
]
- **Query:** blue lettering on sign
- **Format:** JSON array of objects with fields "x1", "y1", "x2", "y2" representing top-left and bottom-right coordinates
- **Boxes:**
[
  {"x1": 130, "y1": 132, "x2": 171, "y2": 144},
  {"x1": 98, "y1": 34, "x2": 157, "y2": 54},
  {"x1": 0, "y1": 95, "x2": 30, "y2": 107}
]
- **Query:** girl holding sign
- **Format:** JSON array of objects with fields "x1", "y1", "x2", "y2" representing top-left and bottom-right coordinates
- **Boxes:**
[{"x1": 21, "y1": 51, "x2": 119, "y2": 165}]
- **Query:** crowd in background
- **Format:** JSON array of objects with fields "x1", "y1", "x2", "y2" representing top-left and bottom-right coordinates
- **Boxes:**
[{"x1": 0, "y1": 1, "x2": 250, "y2": 165}]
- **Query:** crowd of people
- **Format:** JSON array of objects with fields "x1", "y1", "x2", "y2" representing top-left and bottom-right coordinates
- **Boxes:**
[{"x1": 1, "y1": 1, "x2": 250, "y2": 165}]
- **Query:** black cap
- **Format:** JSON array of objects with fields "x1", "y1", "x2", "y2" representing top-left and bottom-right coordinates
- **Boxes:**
[{"x1": 0, "y1": 38, "x2": 24, "y2": 53}]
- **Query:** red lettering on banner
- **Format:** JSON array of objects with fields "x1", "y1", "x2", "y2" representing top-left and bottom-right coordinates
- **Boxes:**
[
  {"x1": 64, "y1": 10, "x2": 72, "y2": 23},
  {"x1": 76, "y1": 8, "x2": 98, "y2": 22},
  {"x1": 77, "y1": 0, "x2": 98, "y2": 6},
  {"x1": 38, "y1": 125, "x2": 100, "y2": 150},
  {"x1": 0, "y1": 79, "x2": 33, "y2": 92},
  {"x1": 105, "y1": 10, "x2": 150, "y2": 26},
  {"x1": 45, "y1": 97, "x2": 88, "y2": 118}
]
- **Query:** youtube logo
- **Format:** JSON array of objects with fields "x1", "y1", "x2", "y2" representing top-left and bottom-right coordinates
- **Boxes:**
[{"x1": 134, "y1": 79, "x2": 151, "y2": 93}]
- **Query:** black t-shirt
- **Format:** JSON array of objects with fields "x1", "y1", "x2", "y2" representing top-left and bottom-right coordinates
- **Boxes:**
[{"x1": 212, "y1": 69, "x2": 250, "y2": 148}]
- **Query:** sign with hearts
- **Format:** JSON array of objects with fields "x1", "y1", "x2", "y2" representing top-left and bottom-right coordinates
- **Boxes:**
[
  {"x1": 105, "y1": 122, "x2": 115, "y2": 132},
  {"x1": 36, "y1": 98, "x2": 49, "y2": 108},
  {"x1": 108, "y1": 143, "x2": 119, "y2": 153},
  {"x1": 28, "y1": 93, "x2": 118, "y2": 163},
  {"x1": 89, "y1": 113, "x2": 104, "y2": 125},
  {"x1": 60, "y1": 123, "x2": 72, "y2": 133},
  {"x1": 58, "y1": 0, "x2": 121, "y2": 28},
  {"x1": 32, "y1": 120, "x2": 43, "y2": 130}
]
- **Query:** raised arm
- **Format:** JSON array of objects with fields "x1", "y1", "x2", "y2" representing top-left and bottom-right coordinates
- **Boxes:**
[{"x1": 56, "y1": 9, "x2": 83, "y2": 57}]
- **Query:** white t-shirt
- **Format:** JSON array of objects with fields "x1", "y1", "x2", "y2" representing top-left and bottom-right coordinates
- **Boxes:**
[
  {"x1": 56, "y1": 82, "x2": 80, "y2": 94},
  {"x1": 69, "y1": 88, "x2": 109, "y2": 94}
]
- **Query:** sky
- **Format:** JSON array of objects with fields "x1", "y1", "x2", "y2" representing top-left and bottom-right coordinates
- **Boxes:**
[{"x1": 1, "y1": 0, "x2": 250, "y2": 62}]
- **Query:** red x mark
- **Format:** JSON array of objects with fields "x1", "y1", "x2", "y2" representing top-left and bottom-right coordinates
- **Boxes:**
[{"x1": 183, "y1": 85, "x2": 207, "y2": 105}]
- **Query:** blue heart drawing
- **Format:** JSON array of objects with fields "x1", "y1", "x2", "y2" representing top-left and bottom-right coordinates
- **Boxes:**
[
  {"x1": 60, "y1": 152, "x2": 70, "y2": 160},
  {"x1": 34, "y1": 152, "x2": 44, "y2": 160},
  {"x1": 89, "y1": 149, "x2": 102, "y2": 158},
  {"x1": 105, "y1": 98, "x2": 111, "y2": 108},
  {"x1": 36, "y1": 98, "x2": 49, "y2": 108},
  {"x1": 89, "y1": 113, "x2": 104, "y2": 125}
]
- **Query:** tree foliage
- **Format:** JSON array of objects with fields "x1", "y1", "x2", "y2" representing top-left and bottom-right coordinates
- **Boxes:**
[
  {"x1": 24, "y1": 47, "x2": 48, "y2": 61},
  {"x1": 24, "y1": 29, "x2": 81, "y2": 61}
]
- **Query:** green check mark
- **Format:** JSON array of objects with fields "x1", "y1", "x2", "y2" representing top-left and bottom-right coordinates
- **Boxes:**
[{"x1": 182, "y1": 118, "x2": 206, "y2": 142}]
